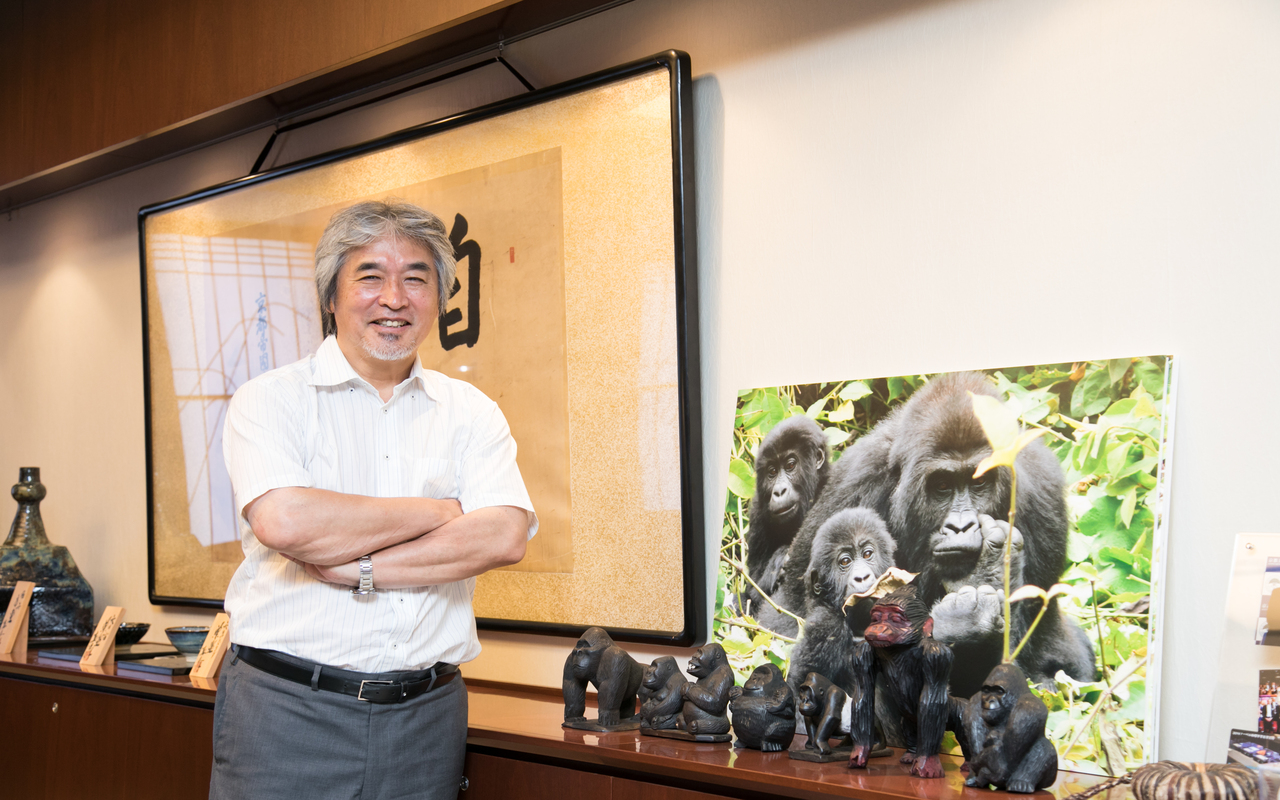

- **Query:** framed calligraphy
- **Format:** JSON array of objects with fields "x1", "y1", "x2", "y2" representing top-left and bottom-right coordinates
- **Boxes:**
[{"x1": 138, "y1": 51, "x2": 703, "y2": 645}]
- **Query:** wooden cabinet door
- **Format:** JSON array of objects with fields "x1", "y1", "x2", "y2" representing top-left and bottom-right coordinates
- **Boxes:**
[{"x1": 462, "y1": 752, "x2": 611, "y2": 800}]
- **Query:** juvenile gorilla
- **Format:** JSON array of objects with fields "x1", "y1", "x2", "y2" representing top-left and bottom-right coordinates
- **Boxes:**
[
  {"x1": 962, "y1": 663, "x2": 1058, "y2": 793},
  {"x1": 562, "y1": 627, "x2": 644, "y2": 729},
  {"x1": 744, "y1": 416, "x2": 829, "y2": 611},
  {"x1": 776, "y1": 373, "x2": 1093, "y2": 695},
  {"x1": 785, "y1": 509, "x2": 897, "y2": 695},
  {"x1": 639, "y1": 656, "x2": 687, "y2": 732}
]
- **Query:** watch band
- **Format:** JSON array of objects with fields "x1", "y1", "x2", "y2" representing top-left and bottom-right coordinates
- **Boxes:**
[{"x1": 351, "y1": 554, "x2": 376, "y2": 595}]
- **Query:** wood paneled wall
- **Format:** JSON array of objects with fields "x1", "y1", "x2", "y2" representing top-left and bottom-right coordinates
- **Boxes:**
[{"x1": 0, "y1": 0, "x2": 516, "y2": 190}]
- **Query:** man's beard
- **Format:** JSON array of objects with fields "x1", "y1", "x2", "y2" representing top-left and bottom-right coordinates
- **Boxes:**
[{"x1": 360, "y1": 330, "x2": 420, "y2": 362}]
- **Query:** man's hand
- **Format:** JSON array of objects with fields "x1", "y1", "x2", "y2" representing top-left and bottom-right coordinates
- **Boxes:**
[{"x1": 282, "y1": 554, "x2": 360, "y2": 587}]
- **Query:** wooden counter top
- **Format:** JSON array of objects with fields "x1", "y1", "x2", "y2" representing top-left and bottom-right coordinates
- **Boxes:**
[{"x1": 1, "y1": 648, "x2": 1116, "y2": 800}]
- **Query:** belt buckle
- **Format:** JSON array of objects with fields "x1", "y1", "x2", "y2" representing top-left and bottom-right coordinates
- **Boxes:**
[{"x1": 357, "y1": 679, "x2": 395, "y2": 702}]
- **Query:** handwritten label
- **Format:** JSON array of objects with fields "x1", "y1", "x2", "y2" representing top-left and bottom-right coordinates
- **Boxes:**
[
  {"x1": 80, "y1": 606, "x2": 125, "y2": 667},
  {"x1": 191, "y1": 613, "x2": 230, "y2": 678},
  {"x1": 0, "y1": 581, "x2": 34, "y2": 654}
]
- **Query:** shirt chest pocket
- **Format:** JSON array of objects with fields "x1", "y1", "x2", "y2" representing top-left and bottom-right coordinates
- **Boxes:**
[{"x1": 405, "y1": 456, "x2": 460, "y2": 500}]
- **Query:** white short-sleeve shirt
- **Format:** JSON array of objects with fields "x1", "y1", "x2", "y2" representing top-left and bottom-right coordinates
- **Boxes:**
[{"x1": 222, "y1": 335, "x2": 537, "y2": 672}]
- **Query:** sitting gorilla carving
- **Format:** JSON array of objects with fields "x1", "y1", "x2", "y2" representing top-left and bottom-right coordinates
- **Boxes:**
[
  {"x1": 775, "y1": 372, "x2": 1093, "y2": 696},
  {"x1": 639, "y1": 656, "x2": 687, "y2": 732},
  {"x1": 744, "y1": 416, "x2": 829, "y2": 612},
  {"x1": 962, "y1": 663, "x2": 1058, "y2": 793},
  {"x1": 680, "y1": 643, "x2": 734, "y2": 736},
  {"x1": 783, "y1": 509, "x2": 896, "y2": 696},
  {"x1": 562, "y1": 627, "x2": 644, "y2": 729}
]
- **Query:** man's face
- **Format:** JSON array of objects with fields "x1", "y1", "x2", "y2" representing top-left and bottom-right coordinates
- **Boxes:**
[{"x1": 329, "y1": 236, "x2": 439, "y2": 375}]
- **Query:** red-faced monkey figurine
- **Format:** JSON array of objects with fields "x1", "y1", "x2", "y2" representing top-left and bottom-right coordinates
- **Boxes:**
[{"x1": 847, "y1": 583, "x2": 966, "y2": 778}]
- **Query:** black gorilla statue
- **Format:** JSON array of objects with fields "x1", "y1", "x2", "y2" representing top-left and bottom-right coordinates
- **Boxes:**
[
  {"x1": 775, "y1": 373, "x2": 1093, "y2": 695},
  {"x1": 962, "y1": 663, "x2": 1058, "y2": 793},
  {"x1": 562, "y1": 627, "x2": 644, "y2": 731}
]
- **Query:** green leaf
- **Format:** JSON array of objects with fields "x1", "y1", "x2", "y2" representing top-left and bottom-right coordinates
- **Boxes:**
[
  {"x1": 1072, "y1": 367, "x2": 1114, "y2": 418},
  {"x1": 888, "y1": 376, "x2": 907, "y2": 402},
  {"x1": 1107, "y1": 358, "x2": 1131, "y2": 385},
  {"x1": 727, "y1": 458, "x2": 755, "y2": 499},
  {"x1": 839, "y1": 381, "x2": 872, "y2": 402},
  {"x1": 1066, "y1": 532, "x2": 1096, "y2": 564},
  {"x1": 824, "y1": 428, "x2": 852, "y2": 448},
  {"x1": 1078, "y1": 497, "x2": 1123, "y2": 537},
  {"x1": 1132, "y1": 360, "x2": 1167, "y2": 397},
  {"x1": 805, "y1": 396, "x2": 829, "y2": 419},
  {"x1": 828, "y1": 401, "x2": 855, "y2": 423},
  {"x1": 1098, "y1": 546, "x2": 1135, "y2": 566},
  {"x1": 1119, "y1": 489, "x2": 1137, "y2": 529}
]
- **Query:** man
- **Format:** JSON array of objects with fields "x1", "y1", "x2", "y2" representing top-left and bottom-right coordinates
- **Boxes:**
[{"x1": 211, "y1": 200, "x2": 536, "y2": 800}]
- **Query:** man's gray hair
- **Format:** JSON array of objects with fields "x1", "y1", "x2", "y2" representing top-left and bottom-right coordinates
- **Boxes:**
[{"x1": 314, "y1": 200, "x2": 457, "y2": 337}]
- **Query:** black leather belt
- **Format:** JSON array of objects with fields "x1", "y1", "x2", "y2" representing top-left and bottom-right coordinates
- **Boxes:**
[{"x1": 233, "y1": 644, "x2": 457, "y2": 704}]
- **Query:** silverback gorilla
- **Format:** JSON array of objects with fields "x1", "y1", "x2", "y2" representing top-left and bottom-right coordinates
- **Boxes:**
[
  {"x1": 744, "y1": 415, "x2": 829, "y2": 612},
  {"x1": 776, "y1": 372, "x2": 1093, "y2": 696}
]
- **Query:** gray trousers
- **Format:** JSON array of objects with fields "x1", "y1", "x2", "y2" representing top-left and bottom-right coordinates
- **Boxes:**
[{"x1": 209, "y1": 649, "x2": 467, "y2": 800}]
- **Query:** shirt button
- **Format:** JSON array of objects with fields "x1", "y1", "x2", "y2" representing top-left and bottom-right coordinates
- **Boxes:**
[
  {"x1": 382, "y1": 408, "x2": 388, "y2": 414},
  {"x1": 384, "y1": 455, "x2": 389, "y2": 460}
]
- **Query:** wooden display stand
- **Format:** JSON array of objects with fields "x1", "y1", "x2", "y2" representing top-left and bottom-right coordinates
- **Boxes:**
[
  {"x1": 191, "y1": 613, "x2": 230, "y2": 679},
  {"x1": 79, "y1": 606, "x2": 125, "y2": 668}
]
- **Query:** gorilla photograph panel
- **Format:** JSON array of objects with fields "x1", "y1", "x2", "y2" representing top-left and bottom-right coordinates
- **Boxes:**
[{"x1": 714, "y1": 358, "x2": 1175, "y2": 777}]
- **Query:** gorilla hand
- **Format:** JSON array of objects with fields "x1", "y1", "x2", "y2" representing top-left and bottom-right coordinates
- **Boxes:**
[
  {"x1": 962, "y1": 515, "x2": 1025, "y2": 592},
  {"x1": 930, "y1": 585, "x2": 1004, "y2": 645}
]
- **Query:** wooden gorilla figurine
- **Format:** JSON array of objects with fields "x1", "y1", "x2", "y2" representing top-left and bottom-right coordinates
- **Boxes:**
[
  {"x1": 679, "y1": 643, "x2": 734, "y2": 738},
  {"x1": 744, "y1": 416, "x2": 829, "y2": 610},
  {"x1": 848, "y1": 584, "x2": 965, "y2": 778},
  {"x1": 729, "y1": 663, "x2": 797, "y2": 751},
  {"x1": 638, "y1": 656, "x2": 687, "y2": 732},
  {"x1": 794, "y1": 672, "x2": 850, "y2": 759},
  {"x1": 785, "y1": 508, "x2": 897, "y2": 691},
  {"x1": 775, "y1": 372, "x2": 1093, "y2": 696},
  {"x1": 962, "y1": 663, "x2": 1058, "y2": 793},
  {"x1": 562, "y1": 627, "x2": 644, "y2": 731}
]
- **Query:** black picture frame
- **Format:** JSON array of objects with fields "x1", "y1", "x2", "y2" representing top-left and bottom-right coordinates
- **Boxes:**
[{"x1": 138, "y1": 50, "x2": 703, "y2": 646}]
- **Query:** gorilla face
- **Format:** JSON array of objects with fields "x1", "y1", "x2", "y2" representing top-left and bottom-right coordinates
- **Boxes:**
[
  {"x1": 643, "y1": 656, "x2": 679, "y2": 691},
  {"x1": 741, "y1": 663, "x2": 786, "y2": 696},
  {"x1": 755, "y1": 416, "x2": 828, "y2": 526},
  {"x1": 921, "y1": 463, "x2": 1004, "y2": 581},
  {"x1": 571, "y1": 628, "x2": 611, "y2": 680},
  {"x1": 687, "y1": 643, "x2": 726, "y2": 679},
  {"x1": 805, "y1": 508, "x2": 897, "y2": 607},
  {"x1": 978, "y1": 663, "x2": 1024, "y2": 726}
]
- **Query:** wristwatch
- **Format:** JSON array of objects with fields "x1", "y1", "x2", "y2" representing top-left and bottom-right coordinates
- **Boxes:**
[{"x1": 352, "y1": 554, "x2": 376, "y2": 595}]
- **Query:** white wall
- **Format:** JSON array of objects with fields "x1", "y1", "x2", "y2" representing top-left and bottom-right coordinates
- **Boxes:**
[{"x1": 2, "y1": 0, "x2": 1277, "y2": 763}]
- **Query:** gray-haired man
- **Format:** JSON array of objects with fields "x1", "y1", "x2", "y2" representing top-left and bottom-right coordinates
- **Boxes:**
[{"x1": 211, "y1": 200, "x2": 537, "y2": 800}]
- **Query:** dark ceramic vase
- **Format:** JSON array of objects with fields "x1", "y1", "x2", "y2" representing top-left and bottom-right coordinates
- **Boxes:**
[{"x1": 0, "y1": 468, "x2": 94, "y2": 640}]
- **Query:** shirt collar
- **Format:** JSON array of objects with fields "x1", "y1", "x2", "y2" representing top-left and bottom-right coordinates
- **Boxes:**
[{"x1": 308, "y1": 335, "x2": 437, "y2": 400}]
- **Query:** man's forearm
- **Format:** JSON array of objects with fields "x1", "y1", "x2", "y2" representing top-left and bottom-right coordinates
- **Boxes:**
[
  {"x1": 302, "y1": 505, "x2": 529, "y2": 588},
  {"x1": 246, "y1": 487, "x2": 462, "y2": 565}
]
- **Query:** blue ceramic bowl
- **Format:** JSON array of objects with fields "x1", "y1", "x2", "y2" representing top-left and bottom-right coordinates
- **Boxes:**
[
  {"x1": 115, "y1": 622, "x2": 150, "y2": 645},
  {"x1": 165, "y1": 626, "x2": 210, "y2": 660}
]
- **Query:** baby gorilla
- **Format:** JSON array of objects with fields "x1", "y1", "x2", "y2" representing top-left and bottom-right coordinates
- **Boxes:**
[{"x1": 787, "y1": 509, "x2": 897, "y2": 696}]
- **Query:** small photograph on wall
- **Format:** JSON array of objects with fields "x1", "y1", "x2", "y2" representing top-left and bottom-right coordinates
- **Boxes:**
[
  {"x1": 714, "y1": 358, "x2": 1175, "y2": 776},
  {"x1": 1260, "y1": 670, "x2": 1280, "y2": 733}
]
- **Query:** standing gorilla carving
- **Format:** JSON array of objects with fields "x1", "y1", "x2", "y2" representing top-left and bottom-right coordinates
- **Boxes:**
[
  {"x1": 776, "y1": 372, "x2": 1093, "y2": 696},
  {"x1": 784, "y1": 509, "x2": 897, "y2": 696},
  {"x1": 562, "y1": 627, "x2": 644, "y2": 729},
  {"x1": 744, "y1": 416, "x2": 830, "y2": 613}
]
